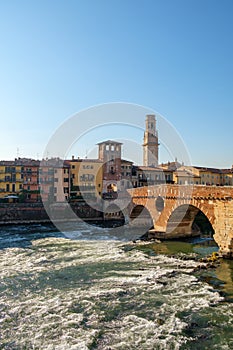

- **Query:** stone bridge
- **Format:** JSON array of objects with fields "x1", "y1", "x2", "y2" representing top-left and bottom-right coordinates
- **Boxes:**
[{"x1": 126, "y1": 185, "x2": 233, "y2": 258}]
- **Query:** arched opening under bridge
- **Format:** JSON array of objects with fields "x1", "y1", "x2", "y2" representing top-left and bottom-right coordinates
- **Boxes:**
[
  {"x1": 130, "y1": 205, "x2": 153, "y2": 228},
  {"x1": 104, "y1": 204, "x2": 125, "y2": 225},
  {"x1": 166, "y1": 204, "x2": 214, "y2": 238}
]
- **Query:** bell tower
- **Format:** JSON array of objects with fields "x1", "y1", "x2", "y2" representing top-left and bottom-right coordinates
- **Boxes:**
[{"x1": 143, "y1": 114, "x2": 159, "y2": 166}]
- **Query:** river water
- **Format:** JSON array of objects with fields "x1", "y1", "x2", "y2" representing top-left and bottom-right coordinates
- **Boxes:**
[{"x1": 0, "y1": 222, "x2": 232, "y2": 349}]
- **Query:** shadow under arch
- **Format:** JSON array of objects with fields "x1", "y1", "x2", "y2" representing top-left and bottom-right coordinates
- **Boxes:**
[
  {"x1": 166, "y1": 204, "x2": 215, "y2": 239},
  {"x1": 104, "y1": 203, "x2": 125, "y2": 225},
  {"x1": 130, "y1": 205, "x2": 153, "y2": 229}
]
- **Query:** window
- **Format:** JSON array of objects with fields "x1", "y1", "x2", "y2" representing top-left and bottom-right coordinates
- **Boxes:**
[
  {"x1": 80, "y1": 174, "x2": 94, "y2": 181},
  {"x1": 54, "y1": 178, "x2": 58, "y2": 182},
  {"x1": 106, "y1": 145, "x2": 109, "y2": 151},
  {"x1": 64, "y1": 178, "x2": 69, "y2": 182},
  {"x1": 6, "y1": 184, "x2": 9, "y2": 191},
  {"x1": 12, "y1": 184, "x2": 15, "y2": 192},
  {"x1": 111, "y1": 145, "x2": 114, "y2": 151},
  {"x1": 27, "y1": 186, "x2": 30, "y2": 191}
]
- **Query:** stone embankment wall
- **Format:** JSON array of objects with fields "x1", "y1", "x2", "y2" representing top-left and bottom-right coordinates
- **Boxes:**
[
  {"x1": 0, "y1": 202, "x2": 103, "y2": 225},
  {"x1": 0, "y1": 203, "x2": 50, "y2": 224}
]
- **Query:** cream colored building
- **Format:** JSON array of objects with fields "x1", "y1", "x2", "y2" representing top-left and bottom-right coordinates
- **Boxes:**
[
  {"x1": 39, "y1": 158, "x2": 70, "y2": 203},
  {"x1": 173, "y1": 166, "x2": 201, "y2": 185}
]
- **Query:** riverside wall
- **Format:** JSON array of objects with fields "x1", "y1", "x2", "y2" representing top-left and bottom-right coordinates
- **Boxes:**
[{"x1": 0, "y1": 202, "x2": 103, "y2": 225}]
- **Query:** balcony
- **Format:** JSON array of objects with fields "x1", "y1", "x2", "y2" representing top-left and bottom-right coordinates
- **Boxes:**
[
  {"x1": 23, "y1": 181, "x2": 39, "y2": 185},
  {"x1": 78, "y1": 185, "x2": 96, "y2": 191},
  {"x1": 0, "y1": 179, "x2": 23, "y2": 183},
  {"x1": 39, "y1": 179, "x2": 54, "y2": 184}
]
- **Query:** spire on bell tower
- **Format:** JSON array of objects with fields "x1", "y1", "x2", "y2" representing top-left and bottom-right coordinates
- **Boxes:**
[{"x1": 143, "y1": 114, "x2": 159, "y2": 166}]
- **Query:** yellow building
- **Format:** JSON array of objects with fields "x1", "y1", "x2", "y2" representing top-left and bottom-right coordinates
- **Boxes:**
[
  {"x1": 175, "y1": 166, "x2": 233, "y2": 186},
  {"x1": 193, "y1": 167, "x2": 223, "y2": 186},
  {"x1": 69, "y1": 158, "x2": 103, "y2": 200},
  {"x1": 221, "y1": 168, "x2": 233, "y2": 186},
  {"x1": 0, "y1": 161, "x2": 23, "y2": 201}
]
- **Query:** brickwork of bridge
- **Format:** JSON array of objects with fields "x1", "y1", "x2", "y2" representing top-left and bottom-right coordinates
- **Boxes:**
[{"x1": 127, "y1": 185, "x2": 233, "y2": 258}]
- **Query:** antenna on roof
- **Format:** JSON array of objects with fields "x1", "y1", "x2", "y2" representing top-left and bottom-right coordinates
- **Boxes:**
[{"x1": 16, "y1": 147, "x2": 20, "y2": 158}]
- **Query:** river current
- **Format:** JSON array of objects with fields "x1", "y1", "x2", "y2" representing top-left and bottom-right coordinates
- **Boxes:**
[{"x1": 0, "y1": 222, "x2": 232, "y2": 349}]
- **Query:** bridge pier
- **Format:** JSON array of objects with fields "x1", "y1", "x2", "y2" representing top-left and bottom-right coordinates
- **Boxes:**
[{"x1": 213, "y1": 200, "x2": 233, "y2": 258}]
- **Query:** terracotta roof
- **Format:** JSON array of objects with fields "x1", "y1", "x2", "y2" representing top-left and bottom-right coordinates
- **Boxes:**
[
  {"x1": 67, "y1": 158, "x2": 103, "y2": 163},
  {"x1": 96, "y1": 140, "x2": 123, "y2": 145},
  {"x1": 175, "y1": 169, "x2": 200, "y2": 177},
  {"x1": 121, "y1": 159, "x2": 133, "y2": 164},
  {"x1": 0, "y1": 158, "x2": 40, "y2": 166},
  {"x1": 159, "y1": 161, "x2": 182, "y2": 171},
  {"x1": 194, "y1": 166, "x2": 222, "y2": 174},
  {"x1": 221, "y1": 169, "x2": 233, "y2": 174},
  {"x1": 136, "y1": 166, "x2": 163, "y2": 171}
]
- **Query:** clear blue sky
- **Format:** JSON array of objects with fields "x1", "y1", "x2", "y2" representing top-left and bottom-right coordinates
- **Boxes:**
[{"x1": 0, "y1": 0, "x2": 233, "y2": 167}]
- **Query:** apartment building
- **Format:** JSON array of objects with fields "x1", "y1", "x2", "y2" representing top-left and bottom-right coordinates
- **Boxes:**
[
  {"x1": 0, "y1": 158, "x2": 41, "y2": 202},
  {"x1": 39, "y1": 158, "x2": 70, "y2": 203},
  {"x1": 68, "y1": 158, "x2": 103, "y2": 200}
]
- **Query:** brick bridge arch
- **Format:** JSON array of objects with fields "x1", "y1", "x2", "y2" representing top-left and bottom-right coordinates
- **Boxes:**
[{"x1": 128, "y1": 185, "x2": 233, "y2": 258}]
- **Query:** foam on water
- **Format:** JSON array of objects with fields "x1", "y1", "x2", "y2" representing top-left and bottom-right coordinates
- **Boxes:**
[{"x1": 0, "y1": 235, "x2": 230, "y2": 349}]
